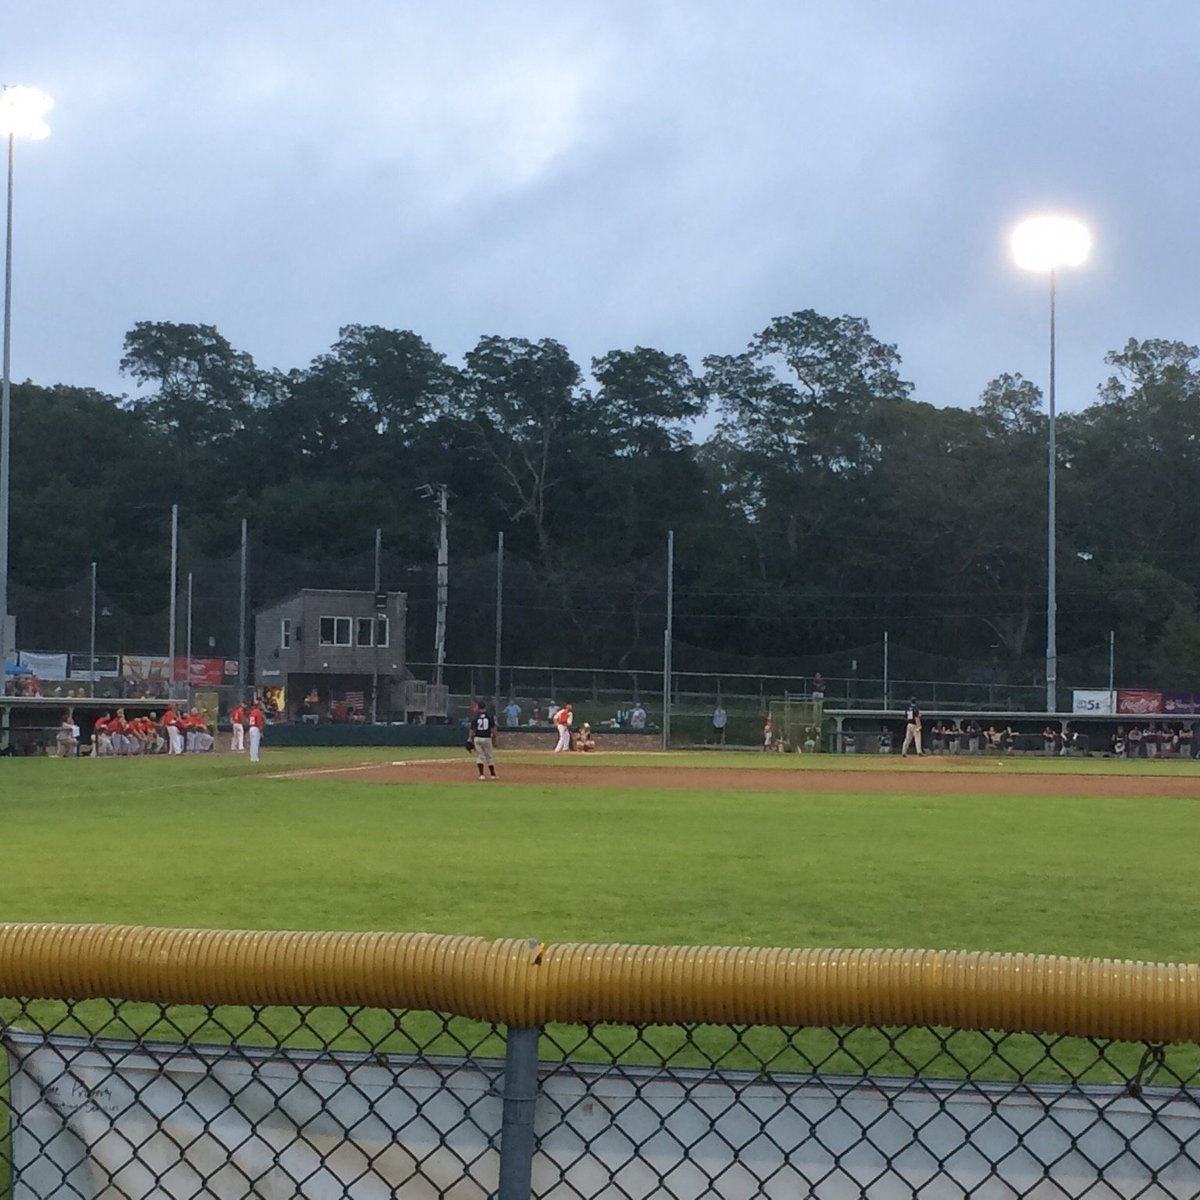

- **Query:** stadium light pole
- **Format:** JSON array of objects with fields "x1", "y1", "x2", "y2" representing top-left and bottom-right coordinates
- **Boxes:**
[
  {"x1": 0, "y1": 85, "x2": 52, "y2": 668},
  {"x1": 1010, "y1": 213, "x2": 1091, "y2": 714}
]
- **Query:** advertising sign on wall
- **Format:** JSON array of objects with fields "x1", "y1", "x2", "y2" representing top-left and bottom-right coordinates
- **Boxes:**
[
  {"x1": 67, "y1": 653, "x2": 120, "y2": 678},
  {"x1": 1071, "y1": 690, "x2": 1114, "y2": 714},
  {"x1": 1116, "y1": 690, "x2": 1163, "y2": 715},
  {"x1": 1162, "y1": 692, "x2": 1199, "y2": 716},
  {"x1": 122, "y1": 656, "x2": 171, "y2": 681},
  {"x1": 173, "y1": 658, "x2": 225, "y2": 686},
  {"x1": 17, "y1": 652, "x2": 69, "y2": 679}
]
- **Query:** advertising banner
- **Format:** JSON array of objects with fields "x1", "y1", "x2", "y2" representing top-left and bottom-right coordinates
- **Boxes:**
[
  {"x1": 67, "y1": 653, "x2": 120, "y2": 678},
  {"x1": 173, "y1": 658, "x2": 225, "y2": 687},
  {"x1": 1117, "y1": 690, "x2": 1163, "y2": 715},
  {"x1": 122, "y1": 655, "x2": 171, "y2": 681},
  {"x1": 1071, "y1": 690, "x2": 1114, "y2": 714},
  {"x1": 17, "y1": 651, "x2": 69, "y2": 679},
  {"x1": 1162, "y1": 692, "x2": 1199, "y2": 716}
]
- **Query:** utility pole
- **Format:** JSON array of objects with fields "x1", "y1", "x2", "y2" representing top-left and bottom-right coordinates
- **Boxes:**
[
  {"x1": 494, "y1": 531, "x2": 504, "y2": 715},
  {"x1": 662, "y1": 529, "x2": 674, "y2": 751},
  {"x1": 238, "y1": 518, "x2": 247, "y2": 701},
  {"x1": 168, "y1": 504, "x2": 178, "y2": 696},
  {"x1": 417, "y1": 484, "x2": 450, "y2": 689},
  {"x1": 89, "y1": 560, "x2": 97, "y2": 698},
  {"x1": 434, "y1": 484, "x2": 448, "y2": 687},
  {"x1": 372, "y1": 527, "x2": 382, "y2": 723}
]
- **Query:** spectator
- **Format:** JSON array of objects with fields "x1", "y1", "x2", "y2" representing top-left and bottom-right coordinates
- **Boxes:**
[
  {"x1": 711, "y1": 703, "x2": 727, "y2": 745},
  {"x1": 966, "y1": 719, "x2": 982, "y2": 754},
  {"x1": 504, "y1": 698, "x2": 522, "y2": 727},
  {"x1": 630, "y1": 703, "x2": 647, "y2": 730},
  {"x1": 811, "y1": 673, "x2": 826, "y2": 702}
]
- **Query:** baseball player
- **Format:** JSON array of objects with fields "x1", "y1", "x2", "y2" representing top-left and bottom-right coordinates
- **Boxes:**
[
  {"x1": 553, "y1": 703, "x2": 573, "y2": 752},
  {"x1": 230, "y1": 701, "x2": 246, "y2": 752},
  {"x1": 163, "y1": 705, "x2": 184, "y2": 756},
  {"x1": 248, "y1": 698, "x2": 265, "y2": 762},
  {"x1": 901, "y1": 698, "x2": 923, "y2": 757},
  {"x1": 469, "y1": 700, "x2": 499, "y2": 779}
]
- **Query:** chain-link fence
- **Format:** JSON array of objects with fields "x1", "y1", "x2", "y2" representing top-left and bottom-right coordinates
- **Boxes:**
[{"x1": 2, "y1": 930, "x2": 1199, "y2": 1197}]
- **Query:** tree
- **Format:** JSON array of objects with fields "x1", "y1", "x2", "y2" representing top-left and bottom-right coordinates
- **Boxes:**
[
  {"x1": 120, "y1": 321, "x2": 268, "y2": 496},
  {"x1": 459, "y1": 336, "x2": 584, "y2": 560},
  {"x1": 590, "y1": 347, "x2": 706, "y2": 455}
]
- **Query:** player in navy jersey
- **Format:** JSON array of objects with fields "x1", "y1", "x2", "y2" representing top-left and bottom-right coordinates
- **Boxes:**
[{"x1": 470, "y1": 701, "x2": 499, "y2": 779}]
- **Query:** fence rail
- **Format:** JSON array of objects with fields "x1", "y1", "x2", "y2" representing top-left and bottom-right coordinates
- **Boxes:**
[{"x1": 2, "y1": 925, "x2": 1199, "y2": 1197}]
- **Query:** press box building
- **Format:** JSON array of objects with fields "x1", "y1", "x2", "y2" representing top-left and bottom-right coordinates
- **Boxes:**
[{"x1": 254, "y1": 589, "x2": 408, "y2": 722}]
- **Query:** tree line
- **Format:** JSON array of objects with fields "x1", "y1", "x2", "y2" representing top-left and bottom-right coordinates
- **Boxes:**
[{"x1": 9, "y1": 311, "x2": 1200, "y2": 686}]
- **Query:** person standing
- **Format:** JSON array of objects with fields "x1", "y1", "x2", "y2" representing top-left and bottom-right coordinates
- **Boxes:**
[
  {"x1": 553, "y1": 703, "x2": 573, "y2": 752},
  {"x1": 711, "y1": 703, "x2": 728, "y2": 745},
  {"x1": 503, "y1": 698, "x2": 522, "y2": 728},
  {"x1": 248, "y1": 698, "x2": 265, "y2": 763},
  {"x1": 230, "y1": 701, "x2": 246, "y2": 752},
  {"x1": 901, "y1": 699, "x2": 922, "y2": 757},
  {"x1": 163, "y1": 705, "x2": 183, "y2": 756},
  {"x1": 470, "y1": 700, "x2": 499, "y2": 779}
]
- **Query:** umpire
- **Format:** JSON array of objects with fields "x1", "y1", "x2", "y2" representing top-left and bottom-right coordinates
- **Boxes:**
[{"x1": 469, "y1": 700, "x2": 499, "y2": 780}]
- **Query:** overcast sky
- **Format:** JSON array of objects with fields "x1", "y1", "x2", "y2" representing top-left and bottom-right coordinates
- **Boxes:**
[{"x1": 5, "y1": 1, "x2": 1199, "y2": 416}]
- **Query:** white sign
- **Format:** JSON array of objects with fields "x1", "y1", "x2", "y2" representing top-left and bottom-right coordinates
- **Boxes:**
[{"x1": 1073, "y1": 689, "x2": 1115, "y2": 714}]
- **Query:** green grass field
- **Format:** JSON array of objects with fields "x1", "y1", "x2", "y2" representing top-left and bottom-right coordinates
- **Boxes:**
[{"x1": 5, "y1": 747, "x2": 1200, "y2": 963}]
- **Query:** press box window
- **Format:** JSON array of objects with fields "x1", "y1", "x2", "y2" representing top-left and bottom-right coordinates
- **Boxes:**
[
  {"x1": 356, "y1": 618, "x2": 374, "y2": 647},
  {"x1": 319, "y1": 617, "x2": 352, "y2": 646},
  {"x1": 281, "y1": 619, "x2": 291, "y2": 649},
  {"x1": 376, "y1": 616, "x2": 389, "y2": 647}
]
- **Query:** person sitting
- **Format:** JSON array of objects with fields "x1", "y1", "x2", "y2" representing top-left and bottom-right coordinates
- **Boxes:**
[
  {"x1": 877, "y1": 728, "x2": 892, "y2": 753},
  {"x1": 1000, "y1": 725, "x2": 1016, "y2": 754},
  {"x1": 843, "y1": 731, "x2": 857, "y2": 754},
  {"x1": 984, "y1": 725, "x2": 1001, "y2": 752}
]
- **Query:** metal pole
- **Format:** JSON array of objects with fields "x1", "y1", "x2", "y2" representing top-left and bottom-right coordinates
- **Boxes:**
[
  {"x1": 0, "y1": 134, "x2": 14, "y2": 665},
  {"x1": 1108, "y1": 629, "x2": 1115, "y2": 700},
  {"x1": 494, "y1": 530, "x2": 504, "y2": 715},
  {"x1": 238, "y1": 518, "x2": 247, "y2": 701},
  {"x1": 186, "y1": 571, "x2": 193, "y2": 697},
  {"x1": 497, "y1": 1024, "x2": 539, "y2": 1200},
  {"x1": 372, "y1": 526, "x2": 381, "y2": 723},
  {"x1": 883, "y1": 630, "x2": 889, "y2": 709},
  {"x1": 1046, "y1": 268, "x2": 1058, "y2": 714},
  {"x1": 168, "y1": 504, "x2": 178, "y2": 695},
  {"x1": 662, "y1": 529, "x2": 674, "y2": 750},
  {"x1": 434, "y1": 484, "x2": 448, "y2": 688},
  {"x1": 89, "y1": 560, "x2": 97, "y2": 698}
]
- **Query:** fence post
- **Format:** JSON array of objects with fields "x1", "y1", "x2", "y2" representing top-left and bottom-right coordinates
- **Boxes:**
[{"x1": 498, "y1": 1025, "x2": 540, "y2": 1200}]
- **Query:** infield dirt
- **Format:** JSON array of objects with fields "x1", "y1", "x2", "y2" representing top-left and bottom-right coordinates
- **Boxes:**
[{"x1": 295, "y1": 758, "x2": 1200, "y2": 799}]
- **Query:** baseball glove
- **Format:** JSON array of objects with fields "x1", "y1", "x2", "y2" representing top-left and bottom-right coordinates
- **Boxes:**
[{"x1": 465, "y1": 738, "x2": 475, "y2": 753}]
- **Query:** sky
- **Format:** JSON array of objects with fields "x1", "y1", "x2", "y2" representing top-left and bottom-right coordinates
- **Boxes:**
[{"x1": 4, "y1": 1, "x2": 1199, "y2": 416}]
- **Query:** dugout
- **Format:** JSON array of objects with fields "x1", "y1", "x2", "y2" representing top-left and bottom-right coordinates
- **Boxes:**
[
  {"x1": 0, "y1": 696, "x2": 180, "y2": 755},
  {"x1": 825, "y1": 708, "x2": 1200, "y2": 756}
]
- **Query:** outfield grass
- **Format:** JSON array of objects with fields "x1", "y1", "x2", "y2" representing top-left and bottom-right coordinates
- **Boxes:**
[{"x1": 4, "y1": 748, "x2": 1200, "y2": 963}]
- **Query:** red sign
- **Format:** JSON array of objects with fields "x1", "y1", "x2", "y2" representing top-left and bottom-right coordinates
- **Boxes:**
[
  {"x1": 174, "y1": 658, "x2": 225, "y2": 686},
  {"x1": 1117, "y1": 690, "x2": 1163, "y2": 715}
]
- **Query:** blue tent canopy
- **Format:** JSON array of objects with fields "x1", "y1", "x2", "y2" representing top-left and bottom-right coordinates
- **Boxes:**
[{"x1": 4, "y1": 662, "x2": 33, "y2": 675}]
